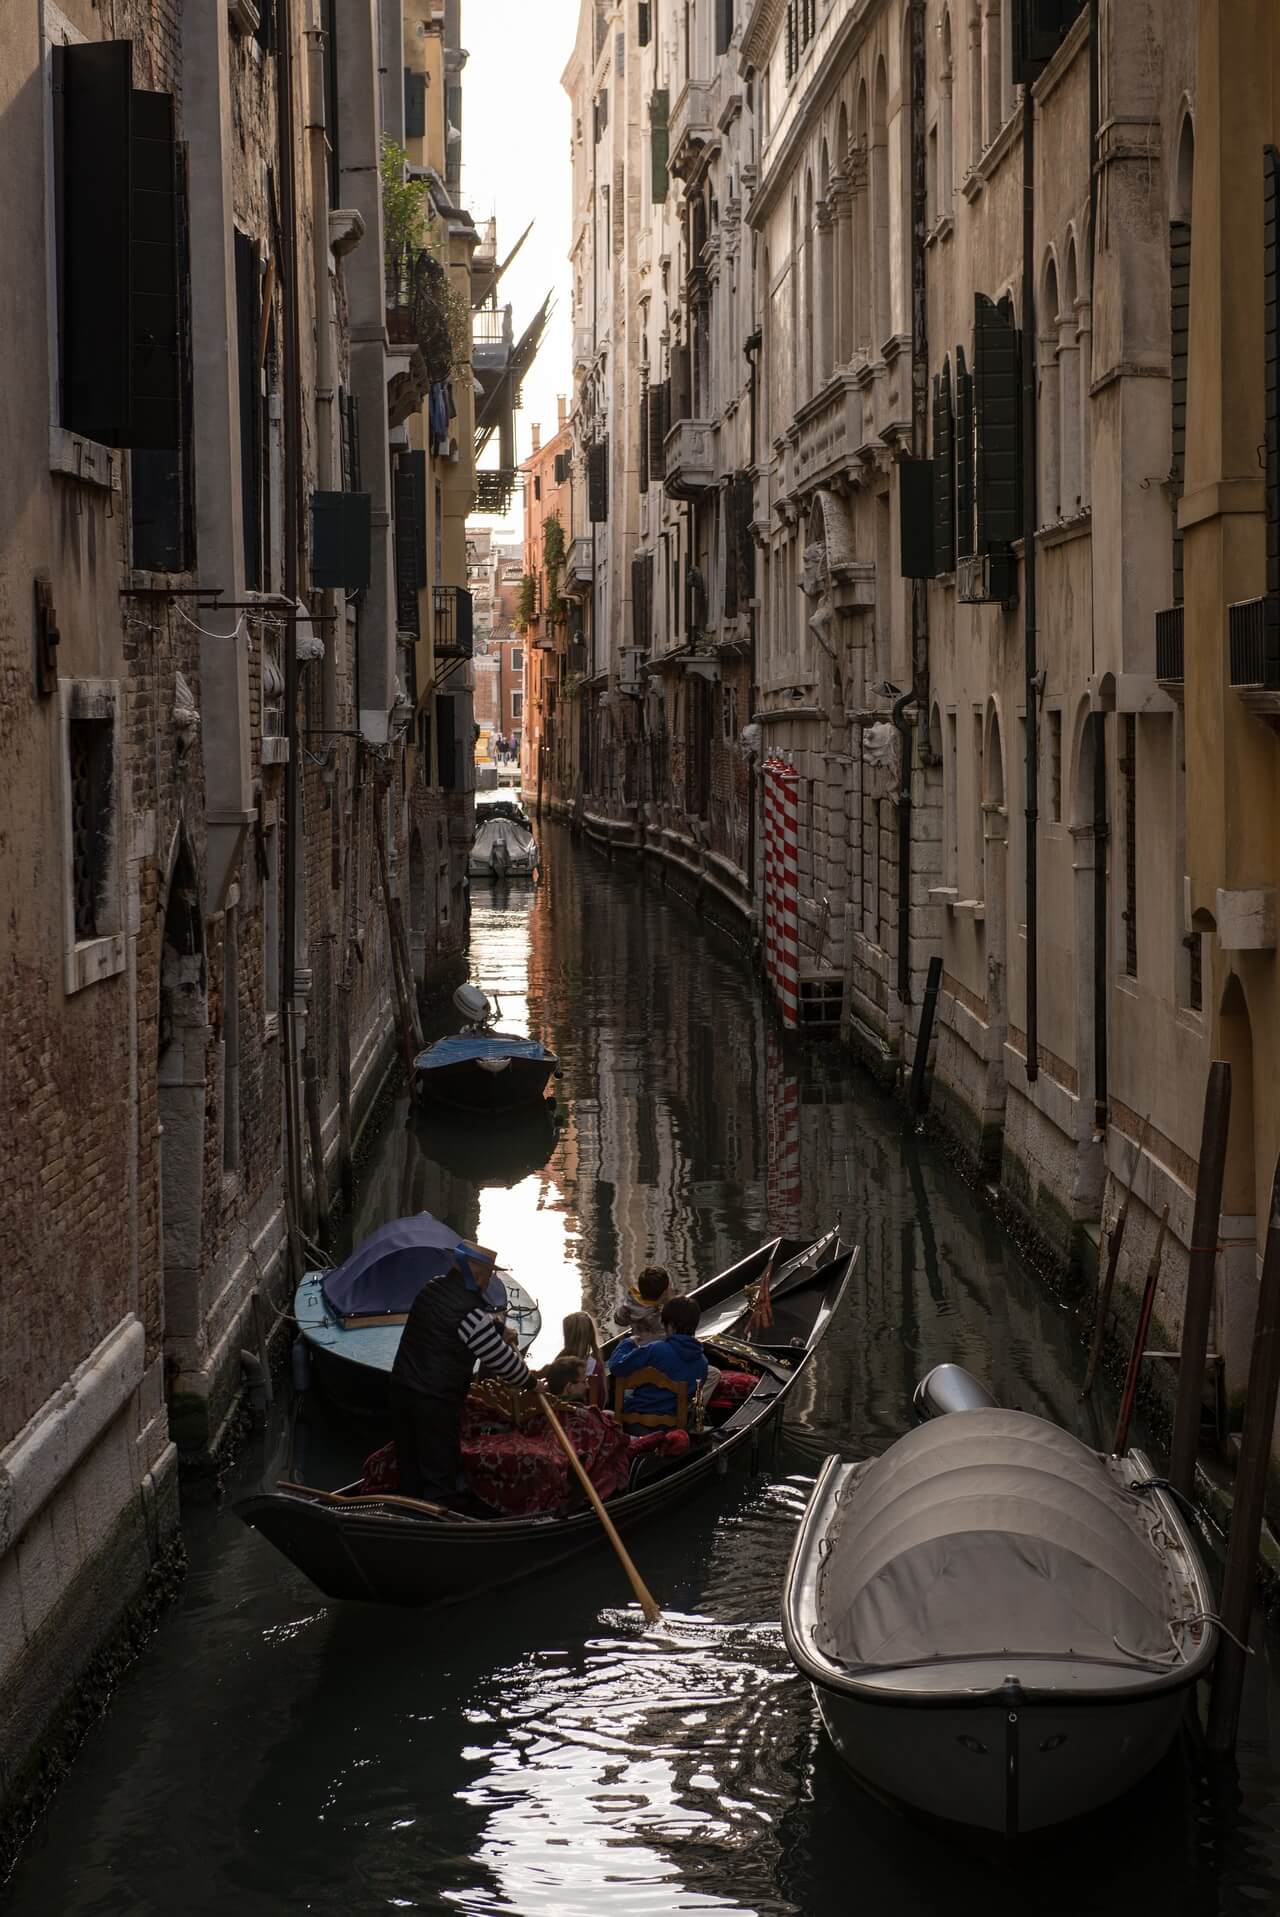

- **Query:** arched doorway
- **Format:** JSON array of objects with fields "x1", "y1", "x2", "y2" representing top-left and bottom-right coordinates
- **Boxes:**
[
  {"x1": 157, "y1": 832, "x2": 208, "y2": 1432},
  {"x1": 1219, "y1": 973, "x2": 1258, "y2": 1409}
]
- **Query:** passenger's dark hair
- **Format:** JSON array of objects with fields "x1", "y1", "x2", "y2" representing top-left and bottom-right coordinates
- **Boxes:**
[
  {"x1": 542, "y1": 1354, "x2": 586, "y2": 1397},
  {"x1": 637, "y1": 1265, "x2": 671, "y2": 1302},
  {"x1": 661, "y1": 1295, "x2": 700, "y2": 1336}
]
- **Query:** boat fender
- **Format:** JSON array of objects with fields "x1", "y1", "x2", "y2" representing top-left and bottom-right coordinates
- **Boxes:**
[
  {"x1": 912, "y1": 1363, "x2": 998, "y2": 1421},
  {"x1": 291, "y1": 1336, "x2": 312, "y2": 1395}
]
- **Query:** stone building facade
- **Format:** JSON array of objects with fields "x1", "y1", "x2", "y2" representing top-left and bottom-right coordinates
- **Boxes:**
[
  {"x1": 0, "y1": 0, "x2": 489, "y2": 1827},
  {"x1": 519, "y1": 412, "x2": 576, "y2": 811}
]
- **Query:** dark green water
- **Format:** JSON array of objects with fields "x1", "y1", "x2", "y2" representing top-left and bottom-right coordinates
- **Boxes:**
[{"x1": 7, "y1": 825, "x2": 1280, "y2": 1914}]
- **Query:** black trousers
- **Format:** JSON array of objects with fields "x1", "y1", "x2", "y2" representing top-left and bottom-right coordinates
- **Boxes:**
[{"x1": 389, "y1": 1382, "x2": 462, "y2": 1505}]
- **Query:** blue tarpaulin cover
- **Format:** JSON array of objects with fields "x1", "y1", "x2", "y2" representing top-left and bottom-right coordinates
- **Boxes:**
[
  {"x1": 415, "y1": 1032, "x2": 555, "y2": 1072},
  {"x1": 322, "y1": 1214, "x2": 482, "y2": 1319}
]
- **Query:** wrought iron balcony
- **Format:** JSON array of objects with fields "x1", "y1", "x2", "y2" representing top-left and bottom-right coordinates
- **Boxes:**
[
  {"x1": 433, "y1": 585, "x2": 474, "y2": 659},
  {"x1": 1228, "y1": 594, "x2": 1280, "y2": 718},
  {"x1": 662, "y1": 418, "x2": 715, "y2": 500},
  {"x1": 1154, "y1": 605, "x2": 1184, "y2": 702}
]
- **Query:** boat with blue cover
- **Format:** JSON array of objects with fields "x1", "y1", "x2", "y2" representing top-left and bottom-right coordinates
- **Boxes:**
[
  {"x1": 412, "y1": 984, "x2": 559, "y2": 1114},
  {"x1": 294, "y1": 1212, "x2": 541, "y2": 1417}
]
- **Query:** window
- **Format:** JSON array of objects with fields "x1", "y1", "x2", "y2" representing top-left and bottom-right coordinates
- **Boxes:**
[
  {"x1": 972, "y1": 709, "x2": 986, "y2": 897},
  {"x1": 1048, "y1": 709, "x2": 1062, "y2": 822},
  {"x1": 59, "y1": 680, "x2": 124, "y2": 994},
  {"x1": 222, "y1": 906, "x2": 240, "y2": 1173},
  {"x1": 262, "y1": 820, "x2": 280, "y2": 1031},
  {"x1": 1120, "y1": 715, "x2": 1137, "y2": 977},
  {"x1": 945, "y1": 711, "x2": 959, "y2": 886},
  {"x1": 511, "y1": 691, "x2": 524, "y2": 720},
  {"x1": 984, "y1": 0, "x2": 1003, "y2": 150},
  {"x1": 434, "y1": 482, "x2": 443, "y2": 574},
  {"x1": 234, "y1": 229, "x2": 263, "y2": 588},
  {"x1": 511, "y1": 647, "x2": 524, "y2": 671}
]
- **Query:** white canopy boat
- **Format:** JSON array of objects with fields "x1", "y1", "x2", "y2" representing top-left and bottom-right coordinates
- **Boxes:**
[{"x1": 782, "y1": 1365, "x2": 1217, "y2": 1836}]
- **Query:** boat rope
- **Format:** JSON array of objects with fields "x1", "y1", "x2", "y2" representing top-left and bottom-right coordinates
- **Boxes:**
[
  {"x1": 1128, "y1": 1476, "x2": 1201, "y2": 1526},
  {"x1": 1112, "y1": 1611, "x2": 1253, "y2": 1668}
]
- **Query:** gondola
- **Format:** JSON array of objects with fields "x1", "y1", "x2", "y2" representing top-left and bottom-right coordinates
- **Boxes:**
[
  {"x1": 292, "y1": 1213, "x2": 542, "y2": 1419},
  {"x1": 412, "y1": 984, "x2": 558, "y2": 1114},
  {"x1": 781, "y1": 1364, "x2": 1218, "y2": 1836},
  {"x1": 238, "y1": 1228, "x2": 856, "y2": 1607}
]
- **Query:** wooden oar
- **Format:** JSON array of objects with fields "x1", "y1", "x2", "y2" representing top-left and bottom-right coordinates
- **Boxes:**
[
  {"x1": 536, "y1": 1390, "x2": 661, "y2": 1624},
  {"x1": 1082, "y1": 1115, "x2": 1150, "y2": 1398}
]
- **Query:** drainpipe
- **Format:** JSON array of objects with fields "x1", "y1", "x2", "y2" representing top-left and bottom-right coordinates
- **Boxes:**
[
  {"x1": 278, "y1": 0, "x2": 307, "y2": 1272},
  {"x1": 898, "y1": 0, "x2": 930, "y2": 1010},
  {"x1": 1088, "y1": 0, "x2": 1107, "y2": 1128},
  {"x1": 745, "y1": 328, "x2": 761, "y2": 900},
  {"x1": 306, "y1": 4, "x2": 339, "y2": 735},
  {"x1": 1021, "y1": 68, "x2": 1040, "y2": 1083}
]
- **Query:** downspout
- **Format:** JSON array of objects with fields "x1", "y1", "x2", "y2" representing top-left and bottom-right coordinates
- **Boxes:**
[
  {"x1": 745, "y1": 326, "x2": 761, "y2": 901},
  {"x1": 1021, "y1": 67, "x2": 1040, "y2": 1083},
  {"x1": 898, "y1": 0, "x2": 930, "y2": 1008},
  {"x1": 306, "y1": 5, "x2": 339, "y2": 735},
  {"x1": 278, "y1": 0, "x2": 307, "y2": 1270},
  {"x1": 1088, "y1": 0, "x2": 1107, "y2": 1129}
]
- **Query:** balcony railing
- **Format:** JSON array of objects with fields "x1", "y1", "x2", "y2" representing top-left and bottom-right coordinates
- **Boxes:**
[
  {"x1": 433, "y1": 585, "x2": 474, "y2": 659},
  {"x1": 1155, "y1": 605, "x2": 1184, "y2": 695},
  {"x1": 1228, "y1": 595, "x2": 1279, "y2": 688},
  {"x1": 471, "y1": 303, "x2": 513, "y2": 349}
]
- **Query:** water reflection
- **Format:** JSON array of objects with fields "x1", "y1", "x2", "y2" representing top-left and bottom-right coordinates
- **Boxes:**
[{"x1": 6, "y1": 823, "x2": 1280, "y2": 1916}]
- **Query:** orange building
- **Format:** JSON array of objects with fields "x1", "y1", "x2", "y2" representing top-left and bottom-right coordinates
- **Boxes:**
[{"x1": 519, "y1": 403, "x2": 574, "y2": 810}]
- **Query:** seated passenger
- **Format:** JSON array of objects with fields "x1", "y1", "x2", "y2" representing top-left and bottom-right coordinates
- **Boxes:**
[
  {"x1": 613, "y1": 1265, "x2": 673, "y2": 1345},
  {"x1": 540, "y1": 1353, "x2": 588, "y2": 1402},
  {"x1": 608, "y1": 1296, "x2": 721, "y2": 1426},
  {"x1": 560, "y1": 1310, "x2": 608, "y2": 1407}
]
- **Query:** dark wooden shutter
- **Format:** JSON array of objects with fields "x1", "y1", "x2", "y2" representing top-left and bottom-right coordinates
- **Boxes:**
[
  {"x1": 715, "y1": 0, "x2": 734, "y2": 56},
  {"x1": 670, "y1": 342, "x2": 691, "y2": 424},
  {"x1": 638, "y1": 384, "x2": 649, "y2": 494},
  {"x1": 933, "y1": 361, "x2": 955, "y2": 572},
  {"x1": 974, "y1": 292, "x2": 1021, "y2": 551},
  {"x1": 638, "y1": 3, "x2": 651, "y2": 47},
  {"x1": 554, "y1": 450, "x2": 570, "y2": 485},
  {"x1": 234, "y1": 230, "x2": 261, "y2": 587},
  {"x1": 1170, "y1": 220, "x2": 1191, "y2": 604},
  {"x1": 1012, "y1": 0, "x2": 1084, "y2": 83},
  {"x1": 650, "y1": 90, "x2": 669, "y2": 205},
  {"x1": 648, "y1": 381, "x2": 668, "y2": 478},
  {"x1": 1265, "y1": 148, "x2": 1279, "y2": 599},
  {"x1": 457, "y1": 587, "x2": 474, "y2": 656},
  {"x1": 436, "y1": 694, "x2": 457, "y2": 790},
  {"x1": 129, "y1": 90, "x2": 181, "y2": 451},
  {"x1": 588, "y1": 439, "x2": 609, "y2": 522},
  {"x1": 955, "y1": 346, "x2": 974, "y2": 560},
  {"x1": 394, "y1": 451, "x2": 426, "y2": 634},
  {"x1": 311, "y1": 491, "x2": 371, "y2": 590},
  {"x1": 723, "y1": 486, "x2": 739, "y2": 619},
  {"x1": 404, "y1": 69, "x2": 426, "y2": 139},
  {"x1": 632, "y1": 552, "x2": 651, "y2": 647},
  {"x1": 256, "y1": 0, "x2": 275, "y2": 52},
  {"x1": 900, "y1": 459, "x2": 937, "y2": 578},
  {"x1": 733, "y1": 471, "x2": 755, "y2": 607},
  {"x1": 58, "y1": 41, "x2": 133, "y2": 444}
]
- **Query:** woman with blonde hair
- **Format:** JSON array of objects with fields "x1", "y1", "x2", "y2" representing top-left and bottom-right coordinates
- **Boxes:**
[{"x1": 560, "y1": 1310, "x2": 607, "y2": 1408}]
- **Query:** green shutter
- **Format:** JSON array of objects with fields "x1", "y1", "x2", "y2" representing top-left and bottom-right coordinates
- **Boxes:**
[
  {"x1": 900, "y1": 458, "x2": 937, "y2": 578},
  {"x1": 974, "y1": 293, "x2": 1021, "y2": 552},
  {"x1": 650, "y1": 90, "x2": 669, "y2": 205},
  {"x1": 311, "y1": 490, "x2": 371, "y2": 590},
  {"x1": 955, "y1": 346, "x2": 974, "y2": 560},
  {"x1": 933, "y1": 362, "x2": 955, "y2": 573}
]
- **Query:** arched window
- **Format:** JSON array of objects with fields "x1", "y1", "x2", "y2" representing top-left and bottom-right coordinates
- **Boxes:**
[
  {"x1": 855, "y1": 81, "x2": 871, "y2": 350},
  {"x1": 984, "y1": 0, "x2": 1002, "y2": 150},
  {"x1": 940, "y1": 13, "x2": 954, "y2": 213},
  {"x1": 1060, "y1": 240, "x2": 1082, "y2": 513},
  {"x1": 872, "y1": 58, "x2": 890, "y2": 346},
  {"x1": 1039, "y1": 252, "x2": 1061, "y2": 523}
]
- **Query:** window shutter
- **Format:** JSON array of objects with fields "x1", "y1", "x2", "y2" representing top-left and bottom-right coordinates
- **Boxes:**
[
  {"x1": 588, "y1": 439, "x2": 609, "y2": 522},
  {"x1": 638, "y1": 384, "x2": 649, "y2": 493},
  {"x1": 955, "y1": 346, "x2": 974, "y2": 560},
  {"x1": 723, "y1": 486, "x2": 739, "y2": 619},
  {"x1": 394, "y1": 451, "x2": 426, "y2": 634},
  {"x1": 234, "y1": 230, "x2": 261, "y2": 588},
  {"x1": 554, "y1": 450, "x2": 570, "y2": 486},
  {"x1": 256, "y1": 0, "x2": 275, "y2": 53},
  {"x1": 632, "y1": 552, "x2": 652, "y2": 647},
  {"x1": 436, "y1": 694, "x2": 457, "y2": 790},
  {"x1": 58, "y1": 41, "x2": 133, "y2": 444},
  {"x1": 715, "y1": 0, "x2": 734, "y2": 57},
  {"x1": 733, "y1": 471, "x2": 755, "y2": 608},
  {"x1": 128, "y1": 89, "x2": 181, "y2": 452},
  {"x1": 404, "y1": 68, "x2": 426, "y2": 139},
  {"x1": 638, "y1": 2, "x2": 651, "y2": 47},
  {"x1": 1013, "y1": 0, "x2": 1085, "y2": 84},
  {"x1": 900, "y1": 458, "x2": 937, "y2": 578},
  {"x1": 457, "y1": 587, "x2": 474, "y2": 656},
  {"x1": 650, "y1": 90, "x2": 669, "y2": 205},
  {"x1": 1265, "y1": 148, "x2": 1279, "y2": 599},
  {"x1": 311, "y1": 490, "x2": 372, "y2": 590},
  {"x1": 933, "y1": 362, "x2": 955, "y2": 572},
  {"x1": 670, "y1": 342, "x2": 691, "y2": 424},
  {"x1": 973, "y1": 292, "x2": 1021, "y2": 551},
  {"x1": 1170, "y1": 221, "x2": 1191, "y2": 604},
  {"x1": 648, "y1": 381, "x2": 668, "y2": 478}
]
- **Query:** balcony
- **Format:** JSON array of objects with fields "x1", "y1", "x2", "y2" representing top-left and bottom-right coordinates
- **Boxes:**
[
  {"x1": 662, "y1": 418, "x2": 715, "y2": 500},
  {"x1": 1154, "y1": 605, "x2": 1184, "y2": 703},
  {"x1": 957, "y1": 551, "x2": 1017, "y2": 605},
  {"x1": 565, "y1": 536, "x2": 594, "y2": 589},
  {"x1": 433, "y1": 585, "x2": 474, "y2": 659},
  {"x1": 1229, "y1": 594, "x2": 1280, "y2": 720},
  {"x1": 668, "y1": 79, "x2": 718, "y2": 182},
  {"x1": 572, "y1": 327, "x2": 595, "y2": 371}
]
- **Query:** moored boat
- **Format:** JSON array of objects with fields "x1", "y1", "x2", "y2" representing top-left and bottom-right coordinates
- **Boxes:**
[
  {"x1": 468, "y1": 806, "x2": 539, "y2": 881},
  {"x1": 412, "y1": 984, "x2": 558, "y2": 1113},
  {"x1": 782, "y1": 1366, "x2": 1217, "y2": 1836},
  {"x1": 293, "y1": 1213, "x2": 542, "y2": 1418},
  {"x1": 238, "y1": 1228, "x2": 856, "y2": 1606}
]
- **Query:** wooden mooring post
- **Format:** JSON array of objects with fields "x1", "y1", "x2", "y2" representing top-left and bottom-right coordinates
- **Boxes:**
[
  {"x1": 909, "y1": 955, "x2": 943, "y2": 1118},
  {"x1": 1206, "y1": 1158, "x2": 1280, "y2": 1755},
  {"x1": 1169, "y1": 1061, "x2": 1232, "y2": 1499}
]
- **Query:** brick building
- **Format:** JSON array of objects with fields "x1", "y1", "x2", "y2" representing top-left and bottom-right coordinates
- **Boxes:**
[{"x1": 519, "y1": 407, "x2": 575, "y2": 810}]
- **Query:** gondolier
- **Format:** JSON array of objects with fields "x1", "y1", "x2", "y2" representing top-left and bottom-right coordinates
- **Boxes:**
[{"x1": 389, "y1": 1245, "x2": 535, "y2": 1508}]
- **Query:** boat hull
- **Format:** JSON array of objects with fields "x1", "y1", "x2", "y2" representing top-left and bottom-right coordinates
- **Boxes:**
[
  {"x1": 240, "y1": 1236, "x2": 856, "y2": 1606},
  {"x1": 413, "y1": 1055, "x2": 556, "y2": 1113}
]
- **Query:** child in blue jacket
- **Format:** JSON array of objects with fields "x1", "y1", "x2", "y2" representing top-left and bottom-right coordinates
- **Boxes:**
[{"x1": 608, "y1": 1295, "x2": 721, "y2": 1423}]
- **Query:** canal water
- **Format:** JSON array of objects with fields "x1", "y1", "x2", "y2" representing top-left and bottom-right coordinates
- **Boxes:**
[{"x1": 8, "y1": 825, "x2": 1280, "y2": 1913}]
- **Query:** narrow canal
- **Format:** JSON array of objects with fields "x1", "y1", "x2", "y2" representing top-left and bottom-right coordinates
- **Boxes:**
[{"x1": 8, "y1": 826, "x2": 1280, "y2": 1913}]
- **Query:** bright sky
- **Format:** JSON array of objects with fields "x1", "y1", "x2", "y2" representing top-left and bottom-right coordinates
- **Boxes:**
[{"x1": 461, "y1": 0, "x2": 578, "y2": 541}]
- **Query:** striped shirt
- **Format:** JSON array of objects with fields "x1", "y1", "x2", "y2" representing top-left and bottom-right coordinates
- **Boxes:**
[
  {"x1": 458, "y1": 1304, "x2": 533, "y2": 1387},
  {"x1": 392, "y1": 1263, "x2": 532, "y2": 1401}
]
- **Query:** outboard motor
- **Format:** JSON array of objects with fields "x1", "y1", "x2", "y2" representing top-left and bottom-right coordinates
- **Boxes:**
[
  {"x1": 453, "y1": 983, "x2": 493, "y2": 1027},
  {"x1": 489, "y1": 832, "x2": 510, "y2": 880},
  {"x1": 913, "y1": 1363, "x2": 999, "y2": 1421}
]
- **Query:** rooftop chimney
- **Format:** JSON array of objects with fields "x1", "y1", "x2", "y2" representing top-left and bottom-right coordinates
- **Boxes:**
[
  {"x1": 531, "y1": 423, "x2": 541, "y2": 453},
  {"x1": 557, "y1": 394, "x2": 567, "y2": 429}
]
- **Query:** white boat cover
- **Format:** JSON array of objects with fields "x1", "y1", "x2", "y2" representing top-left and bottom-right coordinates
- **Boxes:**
[
  {"x1": 815, "y1": 1409, "x2": 1175, "y2": 1669},
  {"x1": 470, "y1": 816, "x2": 537, "y2": 875}
]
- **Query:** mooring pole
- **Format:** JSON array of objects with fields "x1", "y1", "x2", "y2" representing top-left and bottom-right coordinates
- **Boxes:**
[
  {"x1": 1169, "y1": 1061, "x2": 1232, "y2": 1499},
  {"x1": 910, "y1": 954, "x2": 943, "y2": 1117},
  {"x1": 1206, "y1": 1158, "x2": 1280, "y2": 1755}
]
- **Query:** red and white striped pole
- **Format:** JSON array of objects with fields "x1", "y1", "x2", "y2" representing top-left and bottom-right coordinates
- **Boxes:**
[{"x1": 762, "y1": 757, "x2": 799, "y2": 1029}]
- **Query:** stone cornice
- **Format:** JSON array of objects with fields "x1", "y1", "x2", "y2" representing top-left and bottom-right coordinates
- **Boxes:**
[
  {"x1": 740, "y1": 0, "x2": 786, "y2": 71},
  {"x1": 747, "y1": 1, "x2": 882, "y2": 231}
]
